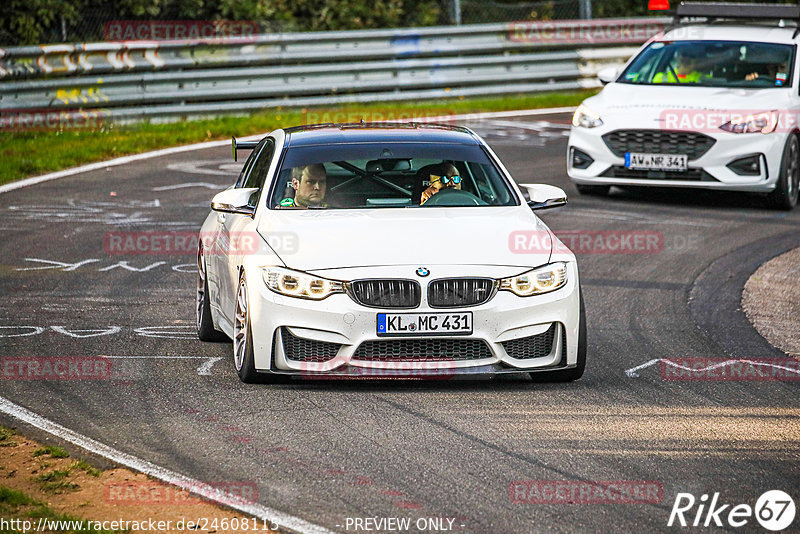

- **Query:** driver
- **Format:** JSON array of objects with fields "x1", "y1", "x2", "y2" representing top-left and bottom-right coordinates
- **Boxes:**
[
  {"x1": 420, "y1": 163, "x2": 461, "y2": 205},
  {"x1": 653, "y1": 49, "x2": 710, "y2": 84},
  {"x1": 280, "y1": 164, "x2": 327, "y2": 208}
]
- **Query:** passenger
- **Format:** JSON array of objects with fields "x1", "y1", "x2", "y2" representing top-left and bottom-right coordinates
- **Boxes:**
[
  {"x1": 745, "y1": 62, "x2": 788, "y2": 84},
  {"x1": 420, "y1": 163, "x2": 461, "y2": 205},
  {"x1": 280, "y1": 164, "x2": 327, "y2": 208},
  {"x1": 653, "y1": 49, "x2": 710, "y2": 83}
]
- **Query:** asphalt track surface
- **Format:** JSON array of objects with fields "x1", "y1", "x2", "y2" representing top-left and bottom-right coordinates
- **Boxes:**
[{"x1": 1, "y1": 113, "x2": 799, "y2": 533}]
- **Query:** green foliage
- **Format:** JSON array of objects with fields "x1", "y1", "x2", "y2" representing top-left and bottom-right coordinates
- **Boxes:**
[
  {"x1": 0, "y1": 427, "x2": 17, "y2": 448},
  {"x1": 0, "y1": 486, "x2": 36, "y2": 507},
  {"x1": 2, "y1": 0, "x2": 446, "y2": 44},
  {"x1": 592, "y1": 0, "x2": 650, "y2": 19},
  {"x1": 33, "y1": 446, "x2": 70, "y2": 459},
  {"x1": 36, "y1": 469, "x2": 80, "y2": 494},
  {"x1": 0, "y1": 485, "x2": 122, "y2": 533},
  {"x1": 0, "y1": 0, "x2": 82, "y2": 45},
  {"x1": 70, "y1": 460, "x2": 101, "y2": 478}
]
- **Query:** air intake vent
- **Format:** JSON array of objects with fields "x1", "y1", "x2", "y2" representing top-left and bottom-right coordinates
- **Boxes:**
[
  {"x1": 281, "y1": 327, "x2": 341, "y2": 362},
  {"x1": 353, "y1": 338, "x2": 492, "y2": 361},
  {"x1": 501, "y1": 323, "x2": 558, "y2": 360}
]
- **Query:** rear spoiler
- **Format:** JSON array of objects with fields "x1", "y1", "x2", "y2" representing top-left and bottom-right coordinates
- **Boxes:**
[{"x1": 232, "y1": 137, "x2": 259, "y2": 162}]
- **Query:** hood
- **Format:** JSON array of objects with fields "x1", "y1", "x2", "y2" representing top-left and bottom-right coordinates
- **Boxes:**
[
  {"x1": 587, "y1": 83, "x2": 793, "y2": 128},
  {"x1": 257, "y1": 207, "x2": 553, "y2": 271}
]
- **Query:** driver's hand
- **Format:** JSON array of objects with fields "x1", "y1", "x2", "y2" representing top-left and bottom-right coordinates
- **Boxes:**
[
  {"x1": 420, "y1": 184, "x2": 441, "y2": 205},
  {"x1": 745, "y1": 72, "x2": 758, "y2": 81}
]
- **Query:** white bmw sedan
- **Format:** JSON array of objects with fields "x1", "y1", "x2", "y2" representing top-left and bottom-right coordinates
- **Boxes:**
[
  {"x1": 568, "y1": 24, "x2": 800, "y2": 209},
  {"x1": 197, "y1": 123, "x2": 585, "y2": 383}
]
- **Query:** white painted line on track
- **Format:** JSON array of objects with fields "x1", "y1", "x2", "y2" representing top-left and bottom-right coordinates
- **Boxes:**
[
  {"x1": 102, "y1": 355, "x2": 226, "y2": 375},
  {"x1": 197, "y1": 356, "x2": 224, "y2": 375},
  {"x1": 624, "y1": 358, "x2": 800, "y2": 378},
  {"x1": 153, "y1": 182, "x2": 227, "y2": 191},
  {"x1": 624, "y1": 359, "x2": 662, "y2": 378},
  {"x1": 485, "y1": 119, "x2": 572, "y2": 130},
  {"x1": 0, "y1": 106, "x2": 576, "y2": 196},
  {"x1": 0, "y1": 396, "x2": 335, "y2": 534}
]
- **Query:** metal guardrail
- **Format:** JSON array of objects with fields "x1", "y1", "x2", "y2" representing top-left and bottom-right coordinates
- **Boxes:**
[{"x1": 0, "y1": 18, "x2": 667, "y2": 124}]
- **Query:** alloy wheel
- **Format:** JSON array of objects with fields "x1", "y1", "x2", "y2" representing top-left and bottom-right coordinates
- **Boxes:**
[
  {"x1": 233, "y1": 277, "x2": 248, "y2": 372},
  {"x1": 788, "y1": 136, "x2": 800, "y2": 202},
  {"x1": 196, "y1": 248, "x2": 206, "y2": 331}
]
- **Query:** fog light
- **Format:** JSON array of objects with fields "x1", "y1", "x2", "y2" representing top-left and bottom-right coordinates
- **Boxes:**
[
  {"x1": 571, "y1": 147, "x2": 594, "y2": 169},
  {"x1": 726, "y1": 154, "x2": 762, "y2": 176}
]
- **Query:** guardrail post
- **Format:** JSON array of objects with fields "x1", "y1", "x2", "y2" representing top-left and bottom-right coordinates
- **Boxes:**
[
  {"x1": 579, "y1": 0, "x2": 592, "y2": 20},
  {"x1": 451, "y1": 0, "x2": 462, "y2": 25}
]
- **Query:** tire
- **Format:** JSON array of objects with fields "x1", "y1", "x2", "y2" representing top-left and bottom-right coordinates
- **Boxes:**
[
  {"x1": 233, "y1": 273, "x2": 289, "y2": 384},
  {"x1": 197, "y1": 246, "x2": 228, "y2": 342},
  {"x1": 766, "y1": 134, "x2": 800, "y2": 210},
  {"x1": 530, "y1": 288, "x2": 587, "y2": 383},
  {"x1": 575, "y1": 183, "x2": 611, "y2": 196}
]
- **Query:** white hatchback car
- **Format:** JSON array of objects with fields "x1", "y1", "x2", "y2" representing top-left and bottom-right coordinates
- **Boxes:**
[
  {"x1": 197, "y1": 123, "x2": 586, "y2": 383},
  {"x1": 568, "y1": 3, "x2": 800, "y2": 209}
]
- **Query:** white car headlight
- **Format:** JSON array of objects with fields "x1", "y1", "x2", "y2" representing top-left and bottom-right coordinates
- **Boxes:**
[
  {"x1": 572, "y1": 104, "x2": 604, "y2": 129},
  {"x1": 499, "y1": 262, "x2": 568, "y2": 297},
  {"x1": 262, "y1": 267, "x2": 344, "y2": 300},
  {"x1": 719, "y1": 110, "x2": 778, "y2": 134}
]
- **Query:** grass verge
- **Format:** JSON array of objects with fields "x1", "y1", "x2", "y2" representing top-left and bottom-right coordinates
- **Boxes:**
[
  {"x1": 1, "y1": 485, "x2": 122, "y2": 533},
  {"x1": 0, "y1": 424, "x2": 274, "y2": 532},
  {"x1": 0, "y1": 90, "x2": 594, "y2": 187}
]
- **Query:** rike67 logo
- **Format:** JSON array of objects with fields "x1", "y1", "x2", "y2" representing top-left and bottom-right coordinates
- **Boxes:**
[{"x1": 668, "y1": 490, "x2": 795, "y2": 531}]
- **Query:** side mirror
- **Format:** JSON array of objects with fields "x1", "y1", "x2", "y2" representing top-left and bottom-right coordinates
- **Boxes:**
[
  {"x1": 211, "y1": 187, "x2": 259, "y2": 216},
  {"x1": 519, "y1": 184, "x2": 567, "y2": 211},
  {"x1": 597, "y1": 67, "x2": 618, "y2": 85}
]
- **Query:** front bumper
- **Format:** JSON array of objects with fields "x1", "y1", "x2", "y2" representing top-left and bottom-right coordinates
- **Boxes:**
[
  {"x1": 245, "y1": 264, "x2": 580, "y2": 376},
  {"x1": 567, "y1": 126, "x2": 786, "y2": 192}
]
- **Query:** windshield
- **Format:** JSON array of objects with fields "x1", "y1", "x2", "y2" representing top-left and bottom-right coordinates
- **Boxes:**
[
  {"x1": 268, "y1": 142, "x2": 519, "y2": 209},
  {"x1": 619, "y1": 40, "x2": 794, "y2": 88}
]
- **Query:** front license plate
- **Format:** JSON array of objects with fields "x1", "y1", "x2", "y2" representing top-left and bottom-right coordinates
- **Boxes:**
[
  {"x1": 377, "y1": 312, "x2": 472, "y2": 336},
  {"x1": 625, "y1": 152, "x2": 688, "y2": 171}
]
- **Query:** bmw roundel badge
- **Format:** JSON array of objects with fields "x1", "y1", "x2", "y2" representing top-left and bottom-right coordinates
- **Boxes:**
[{"x1": 416, "y1": 267, "x2": 430, "y2": 277}]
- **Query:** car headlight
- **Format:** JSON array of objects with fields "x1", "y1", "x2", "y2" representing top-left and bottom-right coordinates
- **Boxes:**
[
  {"x1": 499, "y1": 262, "x2": 568, "y2": 297},
  {"x1": 262, "y1": 267, "x2": 344, "y2": 300},
  {"x1": 572, "y1": 104, "x2": 604, "y2": 128},
  {"x1": 719, "y1": 110, "x2": 778, "y2": 134}
]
